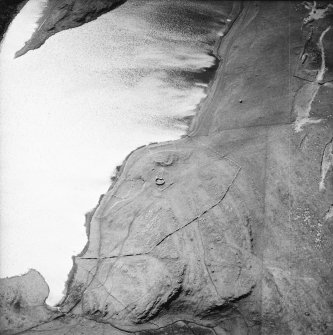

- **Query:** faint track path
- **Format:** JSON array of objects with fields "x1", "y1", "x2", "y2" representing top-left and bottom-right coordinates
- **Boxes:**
[{"x1": 188, "y1": 1, "x2": 259, "y2": 137}]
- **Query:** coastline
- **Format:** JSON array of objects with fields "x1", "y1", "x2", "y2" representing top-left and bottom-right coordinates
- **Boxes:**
[
  {"x1": 52, "y1": 3, "x2": 241, "y2": 309},
  {"x1": 0, "y1": 0, "x2": 28, "y2": 54},
  {"x1": 0, "y1": 0, "x2": 236, "y2": 309},
  {"x1": 14, "y1": 0, "x2": 126, "y2": 58},
  {"x1": 0, "y1": 0, "x2": 28, "y2": 41},
  {"x1": 2, "y1": 1, "x2": 332, "y2": 334},
  {"x1": 188, "y1": 1, "x2": 245, "y2": 136}
]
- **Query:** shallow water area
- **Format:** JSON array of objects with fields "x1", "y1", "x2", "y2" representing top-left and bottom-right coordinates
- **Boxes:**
[{"x1": 0, "y1": 0, "x2": 228, "y2": 305}]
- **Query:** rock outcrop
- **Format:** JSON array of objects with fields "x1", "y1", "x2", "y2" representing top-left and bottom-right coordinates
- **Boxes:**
[
  {"x1": 14, "y1": 0, "x2": 125, "y2": 57},
  {"x1": 0, "y1": 270, "x2": 56, "y2": 335},
  {"x1": 1, "y1": 1, "x2": 333, "y2": 335}
]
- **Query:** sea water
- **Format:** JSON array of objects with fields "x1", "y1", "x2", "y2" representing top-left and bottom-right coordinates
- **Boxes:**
[{"x1": 0, "y1": 0, "x2": 227, "y2": 305}]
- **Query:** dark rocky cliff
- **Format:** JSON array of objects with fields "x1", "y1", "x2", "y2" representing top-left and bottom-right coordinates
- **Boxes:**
[
  {"x1": 1, "y1": 1, "x2": 333, "y2": 335},
  {"x1": 0, "y1": 0, "x2": 26, "y2": 42},
  {"x1": 0, "y1": 0, "x2": 125, "y2": 54},
  {"x1": 15, "y1": 0, "x2": 125, "y2": 57}
]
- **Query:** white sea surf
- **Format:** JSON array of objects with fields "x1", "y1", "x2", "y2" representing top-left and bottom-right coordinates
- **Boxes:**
[{"x1": 0, "y1": 0, "x2": 226, "y2": 305}]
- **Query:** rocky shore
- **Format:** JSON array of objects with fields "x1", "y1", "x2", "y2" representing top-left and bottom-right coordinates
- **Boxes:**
[
  {"x1": 14, "y1": 0, "x2": 125, "y2": 57},
  {"x1": 1, "y1": 1, "x2": 333, "y2": 335}
]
